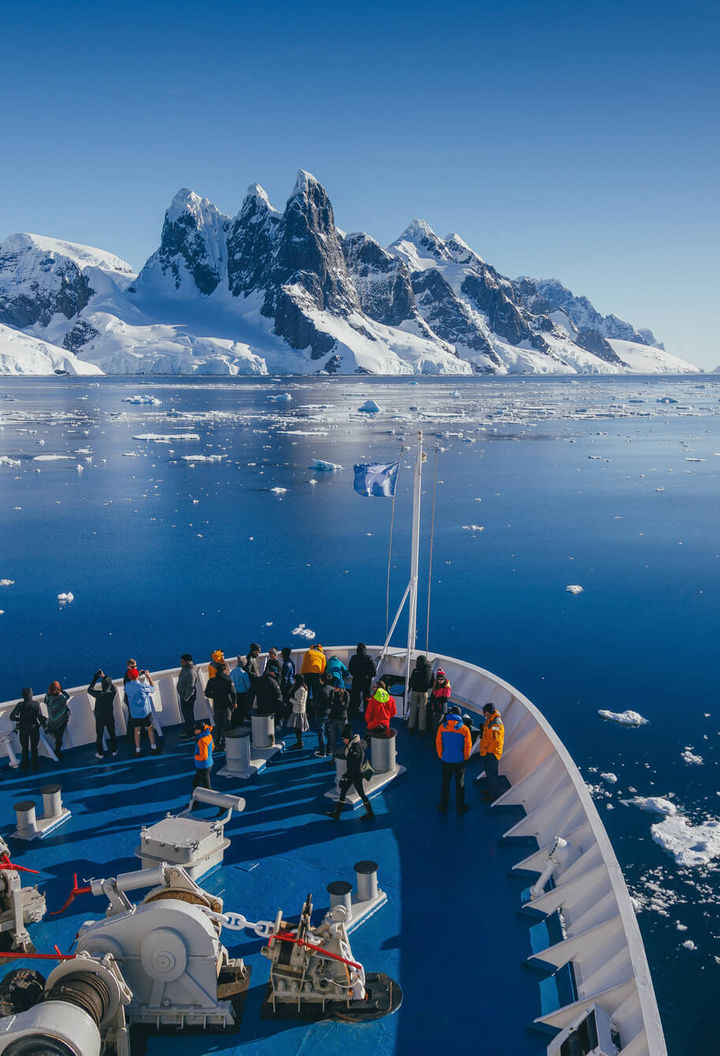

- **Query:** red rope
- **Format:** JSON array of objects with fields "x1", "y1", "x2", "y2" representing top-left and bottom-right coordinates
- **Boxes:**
[
  {"x1": 0, "y1": 853, "x2": 39, "y2": 875},
  {"x1": 272, "y1": 930, "x2": 362, "y2": 970},
  {"x1": 0, "y1": 950, "x2": 76, "y2": 961},
  {"x1": 49, "y1": 873, "x2": 92, "y2": 916}
]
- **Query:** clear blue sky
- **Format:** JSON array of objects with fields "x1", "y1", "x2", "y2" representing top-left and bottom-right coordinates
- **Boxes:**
[{"x1": 2, "y1": 0, "x2": 718, "y2": 366}]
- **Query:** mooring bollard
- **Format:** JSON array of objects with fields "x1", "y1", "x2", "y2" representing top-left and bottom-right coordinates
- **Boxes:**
[
  {"x1": 225, "y1": 729, "x2": 252, "y2": 771},
  {"x1": 354, "y1": 860, "x2": 379, "y2": 903},
  {"x1": 41, "y1": 784, "x2": 63, "y2": 820},
  {"x1": 369, "y1": 728, "x2": 397, "y2": 774},
  {"x1": 14, "y1": 801, "x2": 37, "y2": 837},
  {"x1": 327, "y1": 880, "x2": 353, "y2": 919},
  {"x1": 251, "y1": 713, "x2": 274, "y2": 749}
]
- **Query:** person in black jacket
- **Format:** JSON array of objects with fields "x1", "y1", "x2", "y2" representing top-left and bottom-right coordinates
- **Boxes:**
[
  {"x1": 313, "y1": 672, "x2": 334, "y2": 758},
  {"x1": 88, "y1": 670, "x2": 118, "y2": 758},
  {"x1": 253, "y1": 668, "x2": 283, "y2": 723},
  {"x1": 328, "y1": 683, "x2": 350, "y2": 757},
  {"x1": 348, "y1": 643, "x2": 376, "y2": 718},
  {"x1": 176, "y1": 654, "x2": 200, "y2": 738},
  {"x1": 204, "y1": 661, "x2": 236, "y2": 751},
  {"x1": 407, "y1": 655, "x2": 434, "y2": 733},
  {"x1": 327, "y1": 726, "x2": 374, "y2": 820},
  {"x1": 10, "y1": 688, "x2": 46, "y2": 771}
]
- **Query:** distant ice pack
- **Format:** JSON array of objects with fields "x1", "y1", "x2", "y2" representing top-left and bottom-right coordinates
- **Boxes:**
[{"x1": 598, "y1": 709, "x2": 648, "y2": 727}]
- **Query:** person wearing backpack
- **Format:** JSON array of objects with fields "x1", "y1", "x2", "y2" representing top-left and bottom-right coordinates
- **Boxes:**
[
  {"x1": 125, "y1": 669, "x2": 158, "y2": 756},
  {"x1": 44, "y1": 681, "x2": 71, "y2": 758},
  {"x1": 326, "y1": 725, "x2": 374, "y2": 821},
  {"x1": 10, "y1": 688, "x2": 46, "y2": 771}
]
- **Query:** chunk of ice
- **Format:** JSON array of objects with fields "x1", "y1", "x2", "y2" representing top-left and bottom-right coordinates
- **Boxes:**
[
  {"x1": 309, "y1": 459, "x2": 342, "y2": 472},
  {"x1": 598, "y1": 709, "x2": 648, "y2": 726},
  {"x1": 566, "y1": 584, "x2": 584, "y2": 594},
  {"x1": 57, "y1": 592, "x2": 75, "y2": 604}
]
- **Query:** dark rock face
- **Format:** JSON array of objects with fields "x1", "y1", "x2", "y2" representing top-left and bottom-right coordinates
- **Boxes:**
[
  {"x1": 226, "y1": 187, "x2": 280, "y2": 299},
  {"x1": 523, "y1": 278, "x2": 657, "y2": 347},
  {"x1": 461, "y1": 271, "x2": 531, "y2": 347},
  {"x1": 342, "y1": 233, "x2": 419, "y2": 328},
  {"x1": 411, "y1": 269, "x2": 495, "y2": 361},
  {"x1": 0, "y1": 249, "x2": 91, "y2": 329},
  {"x1": 63, "y1": 318, "x2": 99, "y2": 352},
  {"x1": 575, "y1": 328, "x2": 624, "y2": 363},
  {"x1": 154, "y1": 211, "x2": 227, "y2": 295}
]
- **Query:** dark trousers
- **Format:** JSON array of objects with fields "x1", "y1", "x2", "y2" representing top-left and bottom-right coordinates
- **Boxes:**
[
  {"x1": 440, "y1": 762, "x2": 466, "y2": 811},
  {"x1": 215, "y1": 707, "x2": 230, "y2": 748},
  {"x1": 50, "y1": 722, "x2": 67, "y2": 755},
  {"x1": 328, "y1": 719, "x2": 345, "y2": 756},
  {"x1": 479, "y1": 753, "x2": 500, "y2": 799},
  {"x1": 180, "y1": 696, "x2": 196, "y2": 735},
  {"x1": 19, "y1": 727, "x2": 39, "y2": 769},
  {"x1": 316, "y1": 719, "x2": 329, "y2": 756},
  {"x1": 304, "y1": 673, "x2": 321, "y2": 715},
  {"x1": 338, "y1": 772, "x2": 370, "y2": 807},
  {"x1": 349, "y1": 681, "x2": 370, "y2": 718},
  {"x1": 95, "y1": 714, "x2": 117, "y2": 754},
  {"x1": 192, "y1": 769, "x2": 212, "y2": 791},
  {"x1": 232, "y1": 691, "x2": 252, "y2": 725}
]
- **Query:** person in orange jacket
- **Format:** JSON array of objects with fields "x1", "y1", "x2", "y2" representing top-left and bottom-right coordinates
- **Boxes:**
[
  {"x1": 436, "y1": 706, "x2": 472, "y2": 815},
  {"x1": 477, "y1": 703, "x2": 505, "y2": 802},
  {"x1": 208, "y1": 649, "x2": 225, "y2": 680},
  {"x1": 365, "y1": 684, "x2": 396, "y2": 737},
  {"x1": 300, "y1": 643, "x2": 326, "y2": 710}
]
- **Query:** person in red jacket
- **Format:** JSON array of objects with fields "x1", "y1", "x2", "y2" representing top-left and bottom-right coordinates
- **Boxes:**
[
  {"x1": 428, "y1": 669, "x2": 452, "y2": 732},
  {"x1": 365, "y1": 685, "x2": 396, "y2": 738}
]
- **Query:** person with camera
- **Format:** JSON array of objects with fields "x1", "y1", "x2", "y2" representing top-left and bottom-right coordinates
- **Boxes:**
[
  {"x1": 125, "y1": 667, "x2": 158, "y2": 756},
  {"x1": 88, "y1": 670, "x2": 118, "y2": 758}
]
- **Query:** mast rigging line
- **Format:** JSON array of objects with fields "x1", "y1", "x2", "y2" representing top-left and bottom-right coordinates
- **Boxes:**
[
  {"x1": 425, "y1": 442, "x2": 440, "y2": 655},
  {"x1": 385, "y1": 442, "x2": 404, "y2": 640}
]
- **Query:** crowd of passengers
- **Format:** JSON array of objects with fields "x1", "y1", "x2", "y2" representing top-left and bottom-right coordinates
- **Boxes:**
[{"x1": 7, "y1": 644, "x2": 505, "y2": 816}]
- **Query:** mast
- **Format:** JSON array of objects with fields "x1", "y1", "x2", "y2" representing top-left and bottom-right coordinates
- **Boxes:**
[{"x1": 404, "y1": 431, "x2": 424, "y2": 710}]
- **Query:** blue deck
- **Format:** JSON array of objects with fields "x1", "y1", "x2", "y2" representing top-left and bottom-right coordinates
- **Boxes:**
[{"x1": 2, "y1": 725, "x2": 550, "y2": 1055}]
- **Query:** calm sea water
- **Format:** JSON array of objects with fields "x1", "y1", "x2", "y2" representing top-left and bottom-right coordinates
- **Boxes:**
[{"x1": 1, "y1": 373, "x2": 719, "y2": 1053}]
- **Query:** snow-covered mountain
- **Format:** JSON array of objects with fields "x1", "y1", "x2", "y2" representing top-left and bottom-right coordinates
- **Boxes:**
[{"x1": 0, "y1": 174, "x2": 699, "y2": 375}]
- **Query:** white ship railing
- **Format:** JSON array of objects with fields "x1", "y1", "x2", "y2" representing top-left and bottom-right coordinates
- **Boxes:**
[{"x1": 0, "y1": 645, "x2": 665, "y2": 1056}]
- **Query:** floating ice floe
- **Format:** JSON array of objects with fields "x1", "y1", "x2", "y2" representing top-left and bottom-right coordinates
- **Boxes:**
[
  {"x1": 57, "y1": 592, "x2": 74, "y2": 604},
  {"x1": 291, "y1": 623, "x2": 316, "y2": 639},
  {"x1": 267, "y1": 393, "x2": 292, "y2": 402},
  {"x1": 76, "y1": 464, "x2": 84, "y2": 473},
  {"x1": 625, "y1": 796, "x2": 720, "y2": 868},
  {"x1": 0, "y1": 456, "x2": 20, "y2": 467},
  {"x1": 681, "y1": 747, "x2": 703, "y2": 765},
  {"x1": 123, "y1": 395, "x2": 162, "y2": 406},
  {"x1": 269, "y1": 487, "x2": 287, "y2": 495},
  {"x1": 33, "y1": 454, "x2": 73, "y2": 461},
  {"x1": 180, "y1": 454, "x2": 225, "y2": 463},
  {"x1": 133, "y1": 433, "x2": 200, "y2": 442},
  {"x1": 0, "y1": 579, "x2": 14, "y2": 587},
  {"x1": 358, "y1": 399, "x2": 381, "y2": 414},
  {"x1": 309, "y1": 459, "x2": 342, "y2": 472},
  {"x1": 566, "y1": 584, "x2": 584, "y2": 594},
  {"x1": 601, "y1": 772, "x2": 618, "y2": 784},
  {"x1": 682, "y1": 940, "x2": 697, "y2": 951},
  {"x1": 598, "y1": 709, "x2": 648, "y2": 727},
  {"x1": 462, "y1": 524, "x2": 485, "y2": 532}
]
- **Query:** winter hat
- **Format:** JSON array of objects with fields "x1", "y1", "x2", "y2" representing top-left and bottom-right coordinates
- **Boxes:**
[
  {"x1": 373, "y1": 688, "x2": 390, "y2": 704},
  {"x1": 126, "y1": 668, "x2": 139, "y2": 681},
  {"x1": 212, "y1": 650, "x2": 224, "y2": 662}
]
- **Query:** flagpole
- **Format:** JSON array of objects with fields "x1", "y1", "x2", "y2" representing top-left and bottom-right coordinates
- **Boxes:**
[{"x1": 404, "y1": 431, "x2": 424, "y2": 716}]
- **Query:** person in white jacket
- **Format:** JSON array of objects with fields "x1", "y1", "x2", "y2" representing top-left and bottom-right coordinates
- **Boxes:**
[{"x1": 286, "y1": 674, "x2": 309, "y2": 750}]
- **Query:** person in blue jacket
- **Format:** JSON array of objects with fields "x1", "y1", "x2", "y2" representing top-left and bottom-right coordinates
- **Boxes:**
[
  {"x1": 125, "y1": 669, "x2": 158, "y2": 756},
  {"x1": 436, "y1": 706, "x2": 471, "y2": 815},
  {"x1": 190, "y1": 718, "x2": 214, "y2": 804},
  {"x1": 326, "y1": 655, "x2": 349, "y2": 686}
]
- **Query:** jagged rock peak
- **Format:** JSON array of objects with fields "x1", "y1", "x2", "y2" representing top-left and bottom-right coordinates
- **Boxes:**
[
  {"x1": 166, "y1": 188, "x2": 227, "y2": 226},
  {"x1": 241, "y1": 183, "x2": 278, "y2": 215},
  {"x1": 291, "y1": 169, "x2": 322, "y2": 198},
  {"x1": 392, "y1": 219, "x2": 452, "y2": 262}
]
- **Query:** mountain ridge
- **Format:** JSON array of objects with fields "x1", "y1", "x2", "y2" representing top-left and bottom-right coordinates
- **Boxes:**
[{"x1": 0, "y1": 172, "x2": 698, "y2": 376}]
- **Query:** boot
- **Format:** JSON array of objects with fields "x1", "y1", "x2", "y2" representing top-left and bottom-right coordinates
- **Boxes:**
[
  {"x1": 326, "y1": 800, "x2": 342, "y2": 821},
  {"x1": 361, "y1": 801, "x2": 375, "y2": 821}
]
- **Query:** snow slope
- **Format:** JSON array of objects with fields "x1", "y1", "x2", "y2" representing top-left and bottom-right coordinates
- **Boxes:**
[{"x1": 0, "y1": 321, "x2": 103, "y2": 375}]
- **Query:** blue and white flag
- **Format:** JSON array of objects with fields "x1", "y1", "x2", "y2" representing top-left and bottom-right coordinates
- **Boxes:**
[{"x1": 353, "y1": 461, "x2": 399, "y2": 498}]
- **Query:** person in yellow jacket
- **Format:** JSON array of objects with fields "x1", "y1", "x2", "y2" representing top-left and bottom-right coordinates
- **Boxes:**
[
  {"x1": 300, "y1": 643, "x2": 326, "y2": 711},
  {"x1": 478, "y1": 703, "x2": 504, "y2": 802}
]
